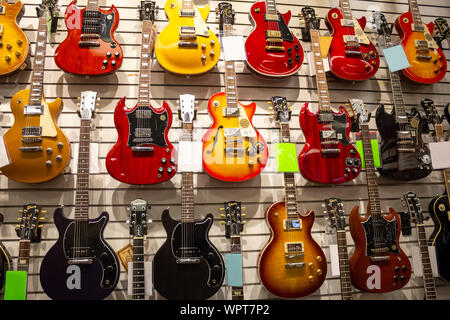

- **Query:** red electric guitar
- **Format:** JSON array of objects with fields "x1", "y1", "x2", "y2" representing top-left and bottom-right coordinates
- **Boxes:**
[
  {"x1": 54, "y1": 0, "x2": 123, "y2": 75},
  {"x1": 324, "y1": 0, "x2": 379, "y2": 81},
  {"x1": 245, "y1": 0, "x2": 303, "y2": 78},
  {"x1": 106, "y1": 1, "x2": 177, "y2": 185},
  {"x1": 298, "y1": 8, "x2": 361, "y2": 184},
  {"x1": 348, "y1": 98, "x2": 411, "y2": 293}
]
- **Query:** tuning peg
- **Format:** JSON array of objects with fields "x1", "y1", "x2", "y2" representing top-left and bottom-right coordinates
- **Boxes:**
[
  {"x1": 241, "y1": 213, "x2": 246, "y2": 217},
  {"x1": 38, "y1": 225, "x2": 44, "y2": 228},
  {"x1": 41, "y1": 210, "x2": 47, "y2": 214},
  {"x1": 39, "y1": 217, "x2": 45, "y2": 221},
  {"x1": 321, "y1": 204, "x2": 325, "y2": 207},
  {"x1": 241, "y1": 206, "x2": 246, "y2": 211},
  {"x1": 219, "y1": 208, "x2": 225, "y2": 211},
  {"x1": 242, "y1": 221, "x2": 247, "y2": 224},
  {"x1": 19, "y1": 209, "x2": 23, "y2": 213},
  {"x1": 17, "y1": 218, "x2": 22, "y2": 221},
  {"x1": 221, "y1": 221, "x2": 226, "y2": 225},
  {"x1": 220, "y1": 214, "x2": 226, "y2": 218},
  {"x1": 126, "y1": 219, "x2": 130, "y2": 225},
  {"x1": 77, "y1": 97, "x2": 81, "y2": 101},
  {"x1": 147, "y1": 219, "x2": 153, "y2": 224},
  {"x1": 15, "y1": 225, "x2": 20, "y2": 229}
]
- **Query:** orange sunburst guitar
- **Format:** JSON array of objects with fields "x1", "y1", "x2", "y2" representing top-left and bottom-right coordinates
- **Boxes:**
[
  {"x1": 258, "y1": 96, "x2": 327, "y2": 298},
  {"x1": 0, "y1": 0, "x2": 29, "y2": 76},
  {"x1": 395, "y1": 0, "x2": 447, "y2": 84},
  {"x1": 202, "y1": 3, "x2": 268, "y2": 182},
  {"x1": 1, "y1": 1, "x2": 70, "y2": 183}
]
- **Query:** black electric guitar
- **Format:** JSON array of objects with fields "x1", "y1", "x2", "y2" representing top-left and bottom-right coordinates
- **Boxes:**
[
  {"x1": 39, "y1": 91, "x2": 120, "y2": 300},
  {"x1": 434, "y1": 18, "x2": 449, "y2": 49},
  {"x1": 153, "y1": 94, "x2": 225, "y2": 300},
  {"x1": 127, "y1": 198, "x2": 151, "y2": 300},
  {"x1": 0, "y1": 213, "x2": 12, "y2": 291},
  {"x1": 421, "y1": 98, "x2": 450, "y2": 282},
  {"x1": 402, "y1": 192, "x2": 437, "y2": 299},
  {"x1": 324, "y1": 198, "x2": 352, "y2": 300},
  {"x1": 222, "y1": 201, "x2": 245, "y2": 300},
  {"x1": 374, "y1": 13, "x2": 432, "y2": 181}
]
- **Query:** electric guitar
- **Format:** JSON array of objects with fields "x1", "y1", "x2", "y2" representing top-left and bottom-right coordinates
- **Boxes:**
[
  {"x1": 0, "y1": 213, "x2": 12, "y2": 291},
  {"x1": 445, "y1": 103, "x2": 450, "y2": 126},
  {"x1": 154, "y1": 0, "x2": 219, "y2": 75},
  {"x1": 202, "y1": 2, "x2": 268, "y2": 182},
  {"x1": 298, "y1": 7, "x2": 361, "y2": 184},
  {"x1": 434, "y1": 18, "x2": 449, "y2": 49},
  {"x1": 127, "y1": 199, "x2": 151, "y2": 300},
  {"x1": 394, "y1": 0, "x2": 447, "y2": 84},
  {"x1": 348, "y1": 98, "x2": 411, "y2": 293},
  {"x1": 244, "y1": 0, "x2": 303, "y2": 78},
  {"x1": 0, "y1": 0, "x2": 28, "y2": 76},
  {"x1": 106, "y1": 1, "x2": 177, "y2": 185},
  {"x1": 221, "y1": 201, "x2": 245, "y2": 300},
  {"x1": 0, "y1": 0, "x2": 70, "y2": 184},
  {"x1": 324, "y1": 0, "x2": 379, "y2": 81},
  {"x1": 421, "y1": 98, "x2": 450, "y2": 282},
  {"x1": 374, "y1": 13, "x2": 432, "y2": 181},
  {"x1": 258, "y1": 96, "x2": 327, "y2": 298},
  {"x1": 402, "y1": 192, "x2": 437, "y2": 299},
  {"x1": 40, "y1": 91, "x2": 120, "y2": 300},
  {"x1": 324, "y1": 198, "x2": 352, "y2": 300},
  {"x1": 153, "y1": 94, "x2": 225, "y2": 300},
  {"x1": 54, "y1": 0, "x2": 123, "y2": 75}
]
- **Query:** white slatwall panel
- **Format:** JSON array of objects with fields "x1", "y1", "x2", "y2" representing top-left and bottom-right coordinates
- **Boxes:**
[{"x1": 1, "y1": 0, "x2": 450, "y2": 300}]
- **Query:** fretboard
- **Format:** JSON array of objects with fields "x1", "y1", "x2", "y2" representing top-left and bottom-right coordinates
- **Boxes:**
[
  {"x1": 29, "y1": 16, "x2": 48, "y2": 106},
  {"x1": 339, "y1": 0, "x2": 353, "y2": 21},
  {"x1": 138, "y1": 20, "x2": 156, "y2": 107},
  {"x1": 223, "y1": 24, "x2": 239, "y2": 111},
  {"x1": 86, "y1": 0, "x2": 99, "y2": 11},
  {"x1": 415, "y1": 223, "x2": 437, "y2": 299},
  {"x1": 409, "y1": 0, "x2": 423, "y2": 27},
  {"x1": 310, "y1": 30, "x2": 331, "y2": 112},
  {"x1": 265, "y1": 0, "x2": 278, "y2": 14},
  {"x1": 17, "y1": 240, "x2": 31, "y2": 272},
  {"x1": 75, "y1": 119, "x2": 92, "y2": 221},
  {"x1": 336, "y1": 231, "x2": 352, "y2": 300},
  {"x1": 181, "y1": 124, "x2": 194, "y2": 223},
  {"x1": 132, "y1": 237, "x2": 145, "y2": 300},
  {"x1": 280, "y1": 123, "x2": 298, "y2": 218}
]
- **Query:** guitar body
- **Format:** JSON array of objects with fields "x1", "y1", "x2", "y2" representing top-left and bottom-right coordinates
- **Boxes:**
[
  {"x1": 298, "y1": 103, "x2": 361, "y2": 184},
  {"x1": 428, "y1": 195, "x2": 450, "y2": 281},
  {"x1": 395, "y1": 11, "x2": 447, "y2": 84},
  {"x1": 202, "y1": 92, "x2": 268, "y2": 182},
  {"x1": 54, "y1": 0, "x2": 123, "y2": 76},
  {"x1": 375, "y1": 104, "x2": 432, "y2": 180},
  {"x1": 325, "y1": 8, "x2": 379, "y2": 81},
  {"x1": 245, "y1": 2, "x2": 303, "y2": 78},
  {"x1": 0, "y1": 89, "x2": 70, "y2": 183},
  {"x1": 0, "y1": 0, "x2": 28, "y2": 76},
  {"x1": 106, "y1": 98, "x2": 177, "y2": 184},
  {"x1": 258, "y1": 202, "x2": 327, "y2": 298},
  {"x1": 40, "y1": 207, "x2": 120, "y2": 300},
  {"x1": 349, "y1": 205, "x2": 411, "y2": 292},
  {"x1": 155, "y1": 0, "x2": 219, "y2": 75},
  {"x1": 153, "y1": 209, "x2": 225, "y2": 300},
  {"x1": 0, "y1": 241, "x2": 12, "y2": 290}
]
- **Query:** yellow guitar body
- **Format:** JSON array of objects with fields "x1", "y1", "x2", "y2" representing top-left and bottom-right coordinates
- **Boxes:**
[
  {"x1": 155, "y1": 0, "x2": 220, "y2": 75},
  {"x1": 0, "y1": 0, "x2": 28, "y2": 76},
  {"x1": 1, "y1": 89, "x2": 70, "y2": 183}
]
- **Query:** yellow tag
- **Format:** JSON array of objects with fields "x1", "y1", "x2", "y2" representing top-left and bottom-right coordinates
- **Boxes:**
[
  {"x1": 319, "y1": 36, "x2": 333, "y2": 58},
  {"x1": 116, "y1": 244, "x2": 133, "y2": 273}
]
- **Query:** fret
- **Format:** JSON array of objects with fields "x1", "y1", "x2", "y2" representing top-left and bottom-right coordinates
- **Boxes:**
[
  {"x1": 339, "y1": 0, "x2": 353, "y2": 21},
  {"x1": 265, "y1": 0, "x2": 278, "y2": 15},
  {"x1": 29, "y1": 16, "x2": 48, "y2": 106},
  {"x1": 86, "y1": 0, "x2": 99, "y2": 11},
  {"x1": 409, "y1": 0, "x2": 423, "y2": 26},
  {"x1": 310, "y1": 30, "x2": 331, "y2": 112}
]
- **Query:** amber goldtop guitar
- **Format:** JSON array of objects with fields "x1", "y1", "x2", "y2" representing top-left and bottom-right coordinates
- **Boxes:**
[
  {"x1": 0, "y1": 0, "x2": 70, "y2": 183},
  {"x1": 0, "y1": 0, "x2": 29, "y2": 76},
  {"x1": 154, "y1": 0, "x2": 219, "y2": 75},
  {"x1": 348, "y1": 98, "x2": 411, "y2": 293},
  {"x1": 258, "y1": 96, "x2": 327, "y2": 298}
]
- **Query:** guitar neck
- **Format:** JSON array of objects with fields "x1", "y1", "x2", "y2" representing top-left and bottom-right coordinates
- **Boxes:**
[
  {"x1": 415, "y1": 223, "x2": 437, "y2": 299},
  {"x1": 138, "y1": 20, "x2": 155, "y2": 107},
  {"x1": 29, "y1": 16, "x2": 48, "y2": 106},
  {"x1": 17, "y1": 240, "x2": 31, "y2": 272},
  {"x1": 181, "y1": 123, "x2": 194, "y2": 223},
  {"x1": 265, "y1": 0, "x2": 278, "y2": 14},
  {"x1": 86, "y1": 0, "x2": 99, "y2": 11},
  {"x1": 132, "y1": 236, "x2": 145, "y2": 300},
  {"x1": 280, "y1": 123, "x2": 299, "y2": 218},
  {"x1": 409, "y1": 0, "x2": 424, "y2": 28},
  {"x1": 230, "y1": 235, "x2": 244, "y2": 300},
  {"x1": 75, "y1": 119, "x2": 92, "y2": 221},
  {"x1": 339, "y1": 0, "x2": 353, "y2": 20},
  {"x1": 223, "y1": 24, "x2": 239, "y2": 111},
  {"x1": 310, "y1": 30, "x2": 332, "y2": 112},
  {"x1": 336, "y1": 231, "x2": 352, "y2": 300}
]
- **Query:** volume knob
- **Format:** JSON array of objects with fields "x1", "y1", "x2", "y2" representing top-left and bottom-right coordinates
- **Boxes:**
[{"x1": 45, "y1": 160, "x2": 52, "y2": 168}]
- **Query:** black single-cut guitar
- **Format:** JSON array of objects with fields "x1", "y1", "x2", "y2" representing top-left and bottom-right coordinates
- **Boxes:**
[
  {"x1": 153, "y1": 94, "x2": 225, "y2": 300},
  {"x1": 39, "y1": 91, "x2": 120, "y2": 300}
]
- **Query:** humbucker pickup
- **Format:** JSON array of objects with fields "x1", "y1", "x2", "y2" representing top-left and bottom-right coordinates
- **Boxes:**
[
  {"x1": 179, "y1": 10, "x2": 195, "y2": 17},
  {"x1": 19, "y1": 146, "x2": 42, "y2": 152},
  {"x1": 180, "y1": 26, "x2": 195, "y2": 34},
  {"x1": 284, "y1": 219, "x2": 301, "y2": 230},
  {"x1": 134, "y1": 128, "x2": 153, "y2": 137},
  {"x1": 79, "y1": 41, "x2": 100, "y2": 48},
  {"x1": 22, "y1": 127, "x2": 42, "y2": 137},
  {"x1": 341, "y1": 19, "x2": 354, "y2": 27},
  {"x1": 80, "y1": 34, "x2": 100, "y2": 40},
  {"x1": 320, "y1": 130, "x2": 337, "y2": 140},
  {"x1": 417, "y1": 54, "x2": 432, "y2": 60},
  {"x1": 318, "y1": 112, "x2": 334, "y2": 123},
  {"x1": 370, "y1": 256, "x2": 390, "y2": 262},
  {"x1": 223, "y1": 107, "x2": 240, "y2": 117},
  {"x1": 266, "y1": 45, "x2": 285, "y2": 52},
  {"x1": 285, "y1": 262, "x2": 305, "y2": 268},
  {"x1": 415, "y1": 39, "x2": 429, "y2": 47},
  {"x1": 136, "y1": 110, "x2": 154, "y2": 119},
  {"x1": 344, "y1": 35, "x2": 358, "y2": 43},
  {"x1": 68, "y1": 258, "x2": 93, "y2": 265},
  {"x1": 131, "y1": 146, "x2": 154, "y2": 152},
  {"x1": 266, "y1": 30, "x2": 281, "y2": 38},
  {"x1": 264, "y1": 14, "x2": 279, "y2": 21},
  {"x1": 285, "y1": 242, "x2": 303, "y2": 254},
  {"x1": 24, "y1": 105, "x2": 44, "y2": 115},
  {"x1": 411, "y1": 24, "x2": 425, "y2": 32}
]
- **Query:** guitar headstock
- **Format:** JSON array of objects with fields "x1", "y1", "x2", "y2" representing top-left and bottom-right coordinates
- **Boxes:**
[
  {"x1": 77, "y1": 91, "x2": 98, "y2": 120},
  {"x1": 221, "y1": 201, "x2": 245, "y2": 238},
  {"x1": 36, "y1": 0, "x2": 58, "y2": 17},
  {"x1": 421, "y1": 98, "x2": 443, "y2": 128},
  {"x1": 178, "y1": 94, "x2": 196, "y2": 124},
  {"x1": 216, "y1": 2, "x2": 235, "y2": 28},
  {"x1": 300, "y1": 6, "x2": 321, "y2": 38},
  {"x1": 270, "y1": 96, "x2": 291, "y2": 123},
  {"x1": 348, "y1": 98, "x2": 371, "y2": 126},
  {"x1": 434, "y1": 18, "x2": 449, "y2": 48},
  {"x1": 139, "y1": 1, "x2": 157, "y2": 22},
  {"x1": 15, "y1": 204, "x2": 45, "y2": 242},
  {"x1": 127, "y1": 199, "x2": 151, "y2": 238},
  {"x1": 324, "y1": 198, "x2": 346, "y2": 231},
  {"x1": 402, "y1": 192, "x2": 427, "y2": 225}
]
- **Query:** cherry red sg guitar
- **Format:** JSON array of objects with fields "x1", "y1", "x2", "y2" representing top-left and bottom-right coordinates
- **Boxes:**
[
  {"x1": 54, "y1": 0, "x2": 123, "y2": 76},
  {"x1": 106, "y1": 2, "x2": 177, "y2": 185},
  {"x1": 245, "y1": 0, "x2": 303, "y2": 78}
]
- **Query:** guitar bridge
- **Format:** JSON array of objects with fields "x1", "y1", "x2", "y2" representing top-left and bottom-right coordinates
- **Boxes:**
[
  {"x1": 19, "y1": 146, "x2": 42, "y2": 152},
  {"x1": 370, "y1": 256, "x2": 390, "y2": 262},
  {"x1": 265, "y1": 45, "x2": 285, "y2": 52},
  {"x1": 176, "y1": 258, "x2": 201, "y2": 264},
  {"x1": 285, "y1": 262, "x2": 305, "y2": 268},
  {"x1": 68, "y1": 258, "x2": 93, "y2": 265},
  {"x1": 178, "y1": 41, "x2": 198, "y2": 48},
  {"x1": 78, "y1": 41, "x2": 100, "y2": 48},
  {"x1": 131, "y1": 146, "x2": 154, "y2": 152}
]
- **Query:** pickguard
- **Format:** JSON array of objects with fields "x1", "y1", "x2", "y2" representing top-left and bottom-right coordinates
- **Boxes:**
[
  {"x1": 126, "y1": 107, "x2": 169, "y2": 148},
  {"x1": 194, "y1": 8, "x2": 209, "y2": 37},
  {"x1": 238, "y1": 106, "x2": 256, "y2": 138},
  {"x1": 99, "y1": 11, "x2": 115, "y2": 43},
  {"x1": 362, "y1": 215, "x2": 400, "y2": 256},
  {"x1": 39, "y1": 102, "x2": 57, "y2": 137},
  {"x1": 331, "y1": 112, "x2": 350, "y2": 145},
  {"x1": 277, "y1": 13, "x2": 293, "y2": 42},
  {"x1": 352, "y1": 18, "x2": 370, "y2": 45}
]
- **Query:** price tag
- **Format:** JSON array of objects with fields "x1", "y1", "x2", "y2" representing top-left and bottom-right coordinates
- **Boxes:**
[
  {"x1": 177, "y1": 141, "x2": 203, "y2": 172},
  {"x1": 225, "y1": 253, "x2": 243, "y2": 287},
  {"x1": 383, "y1": 45, "x2": 410, "y2": 72},
  {"x1": 429, "y1": 141, "x2": 450, "y2": 169},
  {"x1": 221, "y1": 36, "x2": 247, "y2": 61},
  {"x1": 4, "y1": 271, "x2": 27, "y2": 300},
  {"x1": 329, "y1": 244, "x2": 341, "y2": 277},
  {"x1": 0, "y1": 136, "x2": 11, "y2": 168},
  {"x1": 275, "y1": 143, "x2": 299, "y2": 172},
  {"x1": 355, "y1": 132, "x2": 381, "y2": 168}
]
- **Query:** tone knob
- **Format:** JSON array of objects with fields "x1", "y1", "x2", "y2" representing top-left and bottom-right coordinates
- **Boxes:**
[
  {"x1": 345, "y1": 168, "x2": 351, "y2": 174},
  {"x1": 353, "y1": 158, "x2": 361, "y2": 167},
  {"x1": 111, "y1": 60, "x2": 117, "y2": 66},
  {"x1": 287, "y1": 47, "x2": 292, "y2": 55},
  {"x1": 158, "y1": 167, "x2": 164, "y2": 173},
  {"x1": 394, "y1": 266, "x2": 400, "y2": 272},
  {"x1": 5, "y1": 55, "x2": 11, "y2": 62},
  {"x1": 103, "y1": 59, "x2": 108, "y2": 66},
  {"x1": 114, "y1": 52, "x2": 120, "y2": 58},
  {"x1": 17, "y1": 40, "x2": 23, "y2": 46},
  {"x1": 316, "y1": 256, "x2": 323, "y2": 262},
  {"x1": 209, "y1": 50, "x2": 215, "y2": 56},
  {"x1": 400, "y1": 275, "x2": 406, "y2": 281},
  {"x1": 170, "y1": 157, "x2": 176, "y2": 164},
  {"x1": 402, "y1": 265, "x2": 407, "y2": 272},
  {"x1": 212, "y1": 264, "x2": 220, "y2": 271},
  {"x1": 317, "y1": 269, "x2": 322, "y2": 276},
  {"x1": 6, "y1": 43, "x2": 12, "y2": 50},
  {"x1": 15, "y1": 51, "x2": 21, "y2": 57},
  {"x1": 46, "y1": 147, "x2": 52, "y2": 154},
  {"x1": 393, "y1": 275, "x2": 398, "y2": 282},
  {"x1": 287, "y1": 58, "x2": 293, "y2": 66},
  {"x1": 167, "y1": 167, "x2": 173, "y2": 174},
  {"x1": 352, "y1": 168, "x2": 359, "y2": 174},
  {"x1": 294, "y1": 43, "x2": 300, "y2": 51},
  {"x1": 295, "y1": 54, "x2": 301, "y2": 62},
  {"x1": 201, "y1": 43, "x2": 206, "y2": 50},
  {"x1": 56, "y1": 155, "x2": 62, "y2": 162},
  {"x1": 308, "y1": 275, "x2": 314, "y2": 283},
  {"x1": 345, "y1": 157, "x2": 354, "y2": 166},
  {"x1": 106, "y1": 265, "x2": 114, "y2": 272},
  {"x1": 57, "y1": 142, "x2": 64, "y2": 149},
  {"x1": 110, "y1": 42, "x2": 117, "y2": 48},
  {"x1": 210, "y1": 40, "x2": 215, "y2": 46},
  {"x1": 46, "y1": 160, "x2": 52, "y2": 168},
  {"x1": 201, "y1": 55, "x2": 206, "y2": 61},
  {"x1": 106, "y1": 51, "x2": 112, "y2": 57},
  {"x1": 207, "y1": 252, "x2": 214, "y2": 259},
  {"x1": 161, "y1": 157, "x2": 167, "y2": 164},
  {"x1": 308, "y1": 262, "x2": 314, "y2": 269}
]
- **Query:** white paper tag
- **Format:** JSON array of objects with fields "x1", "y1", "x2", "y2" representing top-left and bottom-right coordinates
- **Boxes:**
[
  {"x1": 177, "y1": 141, "x2": 203, "y2": 172},
  {"x1": 329, "y1": 244, "x2": 341, "y2": 277},
  {"x1": 71, "y1": 143, "x2": 99, "y2": 173},
  {"x1": 127, "y1": 261, "x2": 153, "y2": 297},
  {"x1": 429, "y1": 141, "x2": 450, "y2": 169},
  {"x1": 0, "y1": 135, "x2": 11, "y2": 168},
  {"x1": 307, "y1": 51, "x2": 330, "y2": 76},
  {"x1": 221, "y1": 36, "x2": 247, "y2": 61},
  {"x1": 411, "y1": 245, "x2": 439, "y2": 277}
]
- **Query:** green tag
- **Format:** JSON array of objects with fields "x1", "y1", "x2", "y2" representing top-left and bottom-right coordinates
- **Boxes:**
[
  {"x1": 4, "y1": 271, "x2": 27, "y2": 300},
  {"x1": 275, "y1": 143, "x2": 299, "y2": 172},
  {"x1": 356, "y1": 138, "x2": 381, "y2": 168}
]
